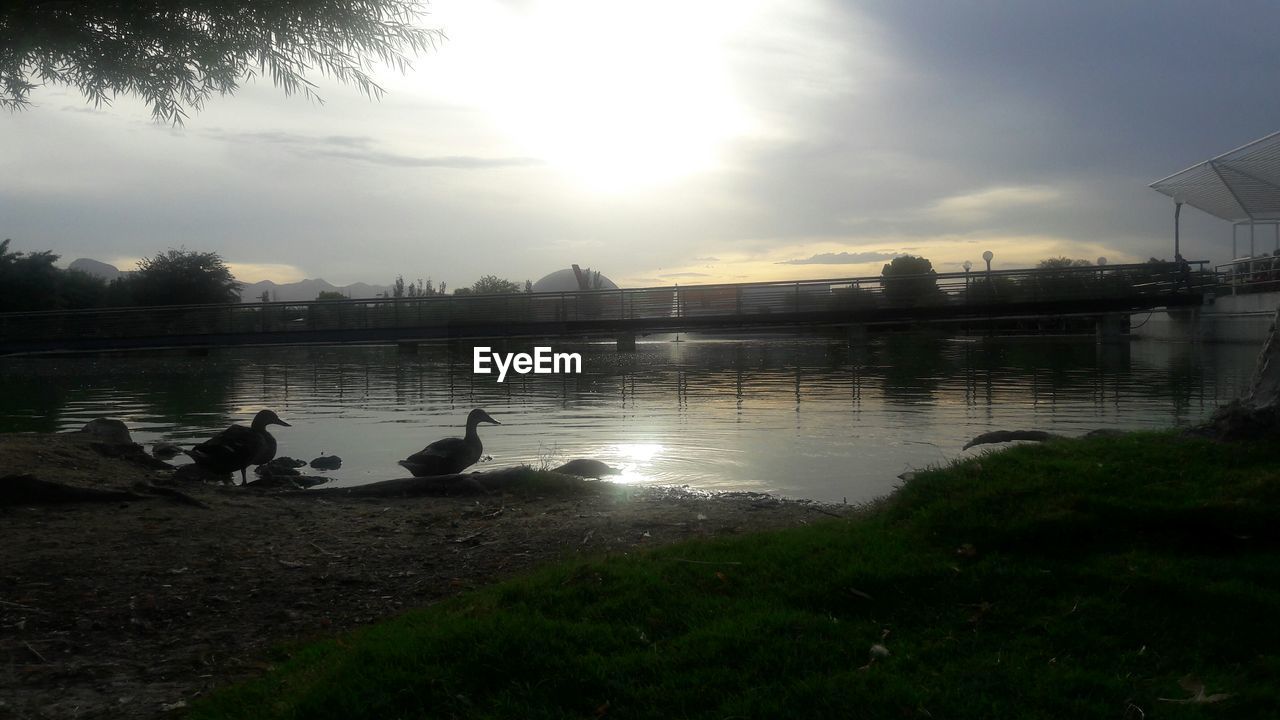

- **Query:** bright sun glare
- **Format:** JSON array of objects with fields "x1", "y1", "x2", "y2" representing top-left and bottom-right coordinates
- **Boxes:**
[{"x1": 430, "y1": 0, "x2": 758, "y2": 192}]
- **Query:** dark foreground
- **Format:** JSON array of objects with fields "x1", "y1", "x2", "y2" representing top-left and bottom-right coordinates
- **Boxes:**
[
  {"x1": 193, "y1": 432, "x2": 1280, "y2": 720},
  {"x1": 0, "y1": 434, "x2": 845, "y2": 719}
]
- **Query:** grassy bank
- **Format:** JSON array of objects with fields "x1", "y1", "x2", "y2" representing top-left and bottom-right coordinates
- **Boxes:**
[{"x1": 191, "y1": 433, "x2": 1280, "y2": 719}]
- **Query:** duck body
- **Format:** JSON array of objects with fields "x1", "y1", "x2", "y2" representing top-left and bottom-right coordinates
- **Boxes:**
[
  {"x1": 400, "y1": 409, "x2": 500, "y2": 477},
  {"x1": 552, "y1": 459, "x2": 620, "y2": 479},
  {"x1": 186, "y1": 410, "x2": 291, "y2": 484}
]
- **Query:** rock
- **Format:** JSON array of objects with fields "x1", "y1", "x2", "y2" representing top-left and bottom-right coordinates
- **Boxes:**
[
  {"x1": 74, "y1": 418, "x2": 133, "y2": 445},
  {"x1": 256, "y1": 457, "x2": 307, "y2": 478},
  {"x1": 310, "y1": 455, "x2": 342, "y2": 471},
  {"x1": 552, "y1": 459, "x2": 620, "y2": 479},
  {"x1": 152, "y1": 441, "x2": 182, "y2": 460},
  {"x1": 61, "y1": 418, "x2": 169, "y2": 469}
]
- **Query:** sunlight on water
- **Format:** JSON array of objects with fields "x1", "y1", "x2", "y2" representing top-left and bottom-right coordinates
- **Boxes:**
[{"x1": 0, "y1": 334, "x2": 1259, "y2": 503}]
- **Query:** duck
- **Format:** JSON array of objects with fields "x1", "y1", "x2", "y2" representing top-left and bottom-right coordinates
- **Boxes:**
[
  {"x1": 399, "y1": 408, "x2": 500, "y2": 477},
  {"x1": 185, "y1": 409, "x2": 291, "y2": 485},
  {"x1": 552, "y1": 459, "x2": 621, "y2": 479}
]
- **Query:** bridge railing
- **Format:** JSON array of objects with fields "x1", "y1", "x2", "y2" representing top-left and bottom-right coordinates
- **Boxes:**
[{"x1": 0, "y1": 262, "x2": 1209, "y2": 345}]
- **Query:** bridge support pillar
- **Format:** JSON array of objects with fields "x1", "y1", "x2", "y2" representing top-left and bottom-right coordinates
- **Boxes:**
[
  {"x1": 1095, "y1": 314, "x2": 1129, "y2": 344},
  {"x1": 397, "y1": 341, "x2": 419, "y2": 354},
  {"x1": 845, "y1": 324, "x2": 869, "y2": 346},
  {"x1": 616, "y1": 333, "x2": 637, "y2": 352}
]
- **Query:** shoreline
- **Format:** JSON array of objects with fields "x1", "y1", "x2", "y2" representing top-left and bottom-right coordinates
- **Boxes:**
[{"x1": 0, "y1": 432, "x2": 854, "y2": 719}]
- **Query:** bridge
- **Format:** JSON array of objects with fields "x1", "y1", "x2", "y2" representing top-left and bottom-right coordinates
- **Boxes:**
[{"x1": 0, "y1": 262, "x2": 1209, "y2": 355}]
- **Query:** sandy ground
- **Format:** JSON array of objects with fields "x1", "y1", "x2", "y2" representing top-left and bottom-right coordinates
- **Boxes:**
[{"x1": 0, "y1": 433, "x2": 853, "y2": 719}]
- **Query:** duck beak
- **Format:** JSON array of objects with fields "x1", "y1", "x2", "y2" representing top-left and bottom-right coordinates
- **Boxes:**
[
  {"x1": 488, "y1": 418, "x2": 502, "y2": 425},
  {"x1": 276, "y1": 419, "x2": 292, "y2": 427}
]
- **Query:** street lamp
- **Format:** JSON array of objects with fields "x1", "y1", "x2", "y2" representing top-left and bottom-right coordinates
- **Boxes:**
[
  {"x1": 962, "y1": 260, "x2": 972, "y2": 294},
  {"x1": 982, "y1": 250, "x2": 993, "y2": 273}
]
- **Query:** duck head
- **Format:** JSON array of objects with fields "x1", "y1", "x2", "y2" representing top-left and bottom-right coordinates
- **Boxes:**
[
  {"x1": 251, "y1": 409, "x2": 292, "y2": 430},
  {"x1": 466, "y1": 408, "x2": 501, "y2": 427}
]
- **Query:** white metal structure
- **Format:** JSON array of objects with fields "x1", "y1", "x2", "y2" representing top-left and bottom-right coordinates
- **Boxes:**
[{"x1": 1151, "y1": 131, "x2": 1280, "y2": 260}]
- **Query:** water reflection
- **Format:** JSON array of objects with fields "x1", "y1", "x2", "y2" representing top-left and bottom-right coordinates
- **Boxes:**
[{"x1": 0, "y1": 335, "x2": 1257, "y2": 503}]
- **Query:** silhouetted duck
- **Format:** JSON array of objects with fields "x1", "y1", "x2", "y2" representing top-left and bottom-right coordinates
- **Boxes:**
[
  {"x1": 552, "y1": 459, "x2": 621, "y2": 479},
  {"x1": 186, "y1": 409, "x2": 291, "y2": 485},
  {"x1": 399, "y1": 409, "x2": 500, "y2": 477}
]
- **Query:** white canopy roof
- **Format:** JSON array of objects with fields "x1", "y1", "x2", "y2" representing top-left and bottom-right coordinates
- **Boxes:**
[{"x1": 1151, "y1": 130, "x2": 1280, "y2": 223}]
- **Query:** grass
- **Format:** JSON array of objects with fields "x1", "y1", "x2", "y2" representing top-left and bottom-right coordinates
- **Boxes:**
[{"x1": 190, "y1": 433, "x2": 1280, "y2": 719}]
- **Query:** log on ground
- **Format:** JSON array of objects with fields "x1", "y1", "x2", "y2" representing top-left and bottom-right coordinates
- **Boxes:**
[
  {"x1": 1, "y1": 474, "x2": 146, "y2": 505},
  {"x1": 285, "y1": 467, "x2": 600, "y2": 499},
  {"x1": 963, "y1": 430, "x2": 1059, "y2": 450}
]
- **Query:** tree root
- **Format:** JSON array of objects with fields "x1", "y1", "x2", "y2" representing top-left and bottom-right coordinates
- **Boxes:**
[{"x1": 1185, "y1": 400, "x2": 1280, "y2": 442}]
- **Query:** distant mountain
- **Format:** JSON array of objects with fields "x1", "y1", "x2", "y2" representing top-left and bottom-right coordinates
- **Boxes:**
[
  {"x1": 238, "y1": 278, "x2": 394, "y2": 302},
  {"x1": 68, "y1": 258, "x2": 123, "y2": 281},
  {"x1": 66, "y1": 257, "x2": 392, "y2": 302}
]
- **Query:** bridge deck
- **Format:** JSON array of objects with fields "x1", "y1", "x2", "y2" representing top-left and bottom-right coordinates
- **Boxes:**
[{"x1": 0, "y1": 263, "x2": 1208, "y2": 354}]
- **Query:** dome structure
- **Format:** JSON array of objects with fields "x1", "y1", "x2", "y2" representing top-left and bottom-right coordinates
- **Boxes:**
[{"x1": 531, "y1": 268, "x2": 619, "y2": 293}]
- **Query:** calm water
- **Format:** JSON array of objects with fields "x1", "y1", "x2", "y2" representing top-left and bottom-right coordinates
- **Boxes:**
[{"x1": 0, "y1": 334, "x2": 1259, "y2": 503}]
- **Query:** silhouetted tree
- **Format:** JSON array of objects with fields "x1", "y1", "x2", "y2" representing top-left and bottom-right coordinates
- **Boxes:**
[
  {"x1": 525, "y1": 279, "x2": 533, "y2": 293},
  {"x1": 881, "y1": 255, "x2": 941, "y2": 305},
  {"x1": 1037, "y1": 257, "x2": 1093, "y2": 269},
  {"x1": 258, "y1": 290, "x2": 271, "y2": 303},
  {"x1": 0, "y1": 239, "x2": 108, "y2": 311},
  {"x1": 59, "y1": 269, "x2": 109, "y2": 308},
  {"x1": 317, "y1": 290, "x2": 346, "y2": 300},
  {"x1": 393, "y1": 275, "x2": 406, "y2": 298},
  {"x1": 471, "y1": 275, "x2": 522, "y2": 294},
  {"x1": 1, "y1": 1, "x2": 442, "y2": 123},
  {"x1": 1026, "y1": 256, "x2": 1098, "y2": 299},
  {"x1": 125, "y1": 248, "x2": 241, "y2": 305}
]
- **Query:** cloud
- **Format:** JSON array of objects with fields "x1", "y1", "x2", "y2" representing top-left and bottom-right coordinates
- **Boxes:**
[
  {"x1": 317, "y1": 148, "x2": 544, "y2": 169},
  {"x1": 929, "y1": 186, "x2": 1063, "y2": 222},
  {"x1": 659, "y1": 271, "x2": 712, "y2": 278},
  {"x1": 205, "y1": 129, "x2": 543, "y2": 169},
  {"x1": 778, "y1": 250, "x2": 898, "y2": 265},
  {"x1": 226, "y1": 262, "x2": 308, "y2": 284}
]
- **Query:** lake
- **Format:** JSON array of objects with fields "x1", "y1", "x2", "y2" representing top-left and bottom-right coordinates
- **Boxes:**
[{"x1": 0, "y1": 333, "x2": 1259, "y2": 503}]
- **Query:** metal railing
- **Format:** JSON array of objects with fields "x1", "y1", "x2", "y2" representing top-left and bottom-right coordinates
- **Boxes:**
[
  {"x1": 0, "y1": 262, "x2": 1210, "y2": 351},
  {"x1": 1215, "y1": 256, "x2": 1280, "y2": 295}
]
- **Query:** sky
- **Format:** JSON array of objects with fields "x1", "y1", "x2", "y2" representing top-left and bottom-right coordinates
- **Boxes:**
[{"x1": 2, "y1": 0, "x2": 1279, "y2": 289}]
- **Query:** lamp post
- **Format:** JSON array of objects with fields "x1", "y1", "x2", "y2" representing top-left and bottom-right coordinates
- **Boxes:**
[
  {"x1": 1174, "y1": 199, "x2": 1183, "y2": 259},
  {"x1": 963, "y1": 260, "x2": 972, "y2": 295},
  {"x1": 982, "y1": 251, "x2": 994, "y2": 301}
]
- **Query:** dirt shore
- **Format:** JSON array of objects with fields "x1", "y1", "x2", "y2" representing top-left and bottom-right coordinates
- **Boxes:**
[{"x1": 0, "y1": 433, "x2": 854, "y2": 719}]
